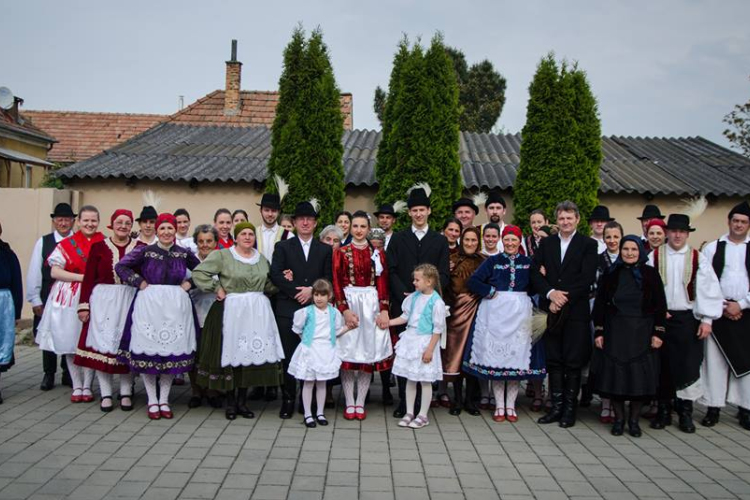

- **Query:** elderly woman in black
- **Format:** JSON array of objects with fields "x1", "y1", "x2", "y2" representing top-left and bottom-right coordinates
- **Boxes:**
[{"x1": 591, "y1": 235, "x2": 667, "y2": 437}]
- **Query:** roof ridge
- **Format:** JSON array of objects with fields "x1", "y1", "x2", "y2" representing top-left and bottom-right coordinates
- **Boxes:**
[{"x1": 23, "y1": 110, "x2": 169, "y2": 117}]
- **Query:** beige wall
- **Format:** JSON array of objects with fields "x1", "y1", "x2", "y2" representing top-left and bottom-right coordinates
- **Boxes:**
[
  {"x1": 0, "y1": 137, "x2": 49, "y2": 188},
  {"x1": 0, "y1": 188, "x2": 78, "y2": 318}
]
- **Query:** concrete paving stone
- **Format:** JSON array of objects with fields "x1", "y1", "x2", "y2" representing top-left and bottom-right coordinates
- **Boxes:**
[
  {"x1": 268, "y1": 446, "x2": 300, "y2": 459},
  {"x1": 0, "y1": 482, "x2": 43, "y2": 499},
  {"x1": 136, "y1": 453, "x2": 174, "y2": 468},
  {"x1": 258, "y1": 469, "x2": 293, "y2": 486},
  {"x1": 67, "y1": 484, "x2": 112, "y2": 500},
  {"x1": 492, "y1": 479, "x2": 532, "y2": 496},
  {"x1": 359, "y1": 492, "x2": 395, "y2": 500},
  {"x1": 364, "y1": 452, "x2": 390, "y2": 464},
  {"x1": 323, "y1": 485, "x2": 359, "y2": 500},
  {"x1": 99, "y1": 479, "x2": 150, "y2": 498},
  {"x1": 601, "y1": 492, "x2": 639, "y2": 500},
  {"x1": 390, "y1": 459, "x2": 423, "y2": 473},
  {"x1": 427, "y1": 476, "x2": 463, "y2": 493},
  {"x1": 392, "y1": 472, "x2": 427, "y2": 488},
  {"x1": 260, "y1": 458, "x2": 297, "y2": 471},
  {"x1": 163, "y1": 457, "x2": 201, "y2": 473},
  {"x1": 610, "y1": 468, "x2": 649, "y2": 483},
  {"x1": 457, "y1": 472, "x2": 495, "y2": 489},
  {"x1": 527, "y1": 477, "x2": 563, "y2": 492},
  {"x1": 533, "y1": 492, "x2": 572, "y2": 500},
  {"x1": 326, "y1": 471, "x2": 357, "y2": 487},
  {"x1": 139, "y1": 487, "x2": 183, "y2": 500},
  {"x1": 152, "y1": 471, "x2": 192, "y2": 488},
  {"x1": 715, "y1": 479, "x2": 750, "y2": 496},
  {"x1": 330, "y1": 447, "x2": 359, "y2": 459},
  {"x1": 192, "y1": 467, "x2": 229, "y2": 483},
  {"x1": 221, "y1": 473, "x2": 258, "y2": 489},
  {"x1": 295, "y1": 461, "x2": 328, "y2": 476},
  {"x1": 516, "y1": 463, "x2": 552, "y2": 477},
  {"x1": 328, "y1": 458, "x2": 359, "y2": 472},
  {"x1": 360, "y1": 475, "x2": 394, "y2": 492},
  {"x1": 559, "y1": 481, "x2": 601, "y2": 496},
  {"x1": 624, "y1": 481, "x2": 668, "y2": 498},
  {"x1": 287, "y1": 491, "x2": 322, "y2": 500},
  {"x1": 15, "y1": 467, "x2": 59, "y2": 484},
  {"x1": 229, "y1": 460, "x2": 265, "y2": 475},
  {"x1": 181, "y1": 482, "x2": 221, "y2": 499},
  {"x1": 592, "y1": 477, "x2": 631, "y2": 494},
  {"x1": 98, "y1": 456, "x2": 137, "y2": 471},
  {"x1": 290, "y1": 474, "x2": 325, "y2": 491},
  {"x1": 86, "y1": 469, "x2": 126, "y2": 486},
  {"x1": 394, "y1": 487, "x2": 430, "y2": 500},
  {"x1": 690, "y1": 482, "x2": 736, "y2": 498},
  {"x1": 35, "y1": 477, "x2": 83, "y2": 495},
  {"x1": 250, "y1": 485, "x2": 289, "y2": 500}
]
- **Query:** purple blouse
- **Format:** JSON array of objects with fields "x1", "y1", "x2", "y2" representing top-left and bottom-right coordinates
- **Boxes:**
[{"x1": 116, "y1": 243, "x2": 199, "y2": 287}]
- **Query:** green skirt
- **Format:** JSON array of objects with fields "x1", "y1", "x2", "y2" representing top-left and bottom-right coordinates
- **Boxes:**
[{"x1": 194, "y1": 300, "x2": 283, "y2": 392}]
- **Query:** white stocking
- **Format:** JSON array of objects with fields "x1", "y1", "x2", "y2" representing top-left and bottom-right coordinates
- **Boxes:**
[
  {"x1": 405, "y1": 380, "x2": 418, "y2": 416},
  {"x1": 65, "y1": 355, "x2": 83, "y2": 393},
  {"x1": 302, "y1": 380, "x2": 315, "y2": 418},
  {"x1": 120, "y1": 373, "x2": 133, "y2": 397},
  {"x1": 96, "y1": 372, "x2": 113, "y2": 398},
  {"x1": 418, "y1": 382, "x2": 432, "y2": 418},
  {"x1": 143, "y1": 374, "x2": 158, "y2": 406},
  {"x1": 82, "y1": 367, "x2": 95, "y2": 394},
  {"x1": 506, "y1": 381, "x2": 519, "y2": 410},
  {"x1": 355, "y1": 372, "x2": 370, "y2": 408},
  {"x1": 159, "y1": 374, "x2": 174, "y2": 405},
  {"x1": 315, "y1": 381, "x2": 327, "y2": 417},
  {"x1": 492, "y1": 381, "x2": 506, "y2": 410},
  {"x1": 341, "y1": 370, "x2": 356, "y2": 408}
]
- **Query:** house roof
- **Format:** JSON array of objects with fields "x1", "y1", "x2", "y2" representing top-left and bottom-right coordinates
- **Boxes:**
[
  {"x1": 0, "y1": 108, "x2": 56, "y2": 145},
  {"x1": 22, "y1": 110, "x2": 167, "y2": 164},
  {"x1": 168, "y1": 90, "x2": 354, "y2": 130},
  {"x1": 56, "y1": 123, "x2": 750, "y2": 197}
]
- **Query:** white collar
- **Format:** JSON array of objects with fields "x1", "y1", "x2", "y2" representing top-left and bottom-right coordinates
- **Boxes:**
[
  {"x1": 667, "y1": 244, "x2": 689, "y2": 255},
  {"x1": 607, "y1": 251, "x2": 619, "y2": 261},
  {"x1": 230, "y1": 246, "x2": 260, "y2": 264},
  {"x1": 54, "y1": 230, "x2": 71, "y2": 240},
  {"x1": 411, "y1": 225, "x2": 429, "y2": 234},
  {"x1": 720, "y1": 233, "x2": 750, "y2": 245},
  {"x1": 157, "y1": 242, "x2": 173, "y2": 251},
  {"x1": 263, "y1": 224, "x2": 279, "y2": 233},
  {"x1": 298, "y1": 237, "x2": 313, "y2": 246},
  {"x1": 559, "y1": 230, "x2": 576, "y2": 242}
]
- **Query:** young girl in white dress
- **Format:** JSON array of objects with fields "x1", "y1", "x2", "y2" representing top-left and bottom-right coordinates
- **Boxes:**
[
  {"x1": 288, "y1": 279, "x2": 348, "y2": 427},
  {"x1": 390, "y1": 264, "x2": 447, "y2": 429}
]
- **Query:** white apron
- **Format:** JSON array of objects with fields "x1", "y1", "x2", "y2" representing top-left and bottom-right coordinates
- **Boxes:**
[
  {"x1": 129, "y1": 285, "x2": 196, "y2": 356},
  {"x1": 191, "y1": 291, "x2": 216, "y2": 328},
  {"x1": 222, "y1": 291, "x2": 284, "y2": 367},
  {"x1": 336, "y1": 286, "x2": 393, "y2": 364},
  {"x1": 37, "y1": 281, "x2": 82, "y2": 355},
  {"x1": 470, "y1": 291, "x2": 532, "y2": 370},
  {"x1": 86, "y1": 284, "x2": 136, "y2": 354}
]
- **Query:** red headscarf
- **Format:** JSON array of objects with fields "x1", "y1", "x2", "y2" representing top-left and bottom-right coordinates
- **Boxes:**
[
  {"x1": 646, "y1": 219, "x2": 667, "y2": 232},
  {"x1": 107, "y1": 209, "x2": 134, "y2": 230},
  {"x1": 501, "y1": 225, "x2": 523, "y2": 240},
  {"x1": 155, "y1": 213, "x2": 177, "y2": 231}
]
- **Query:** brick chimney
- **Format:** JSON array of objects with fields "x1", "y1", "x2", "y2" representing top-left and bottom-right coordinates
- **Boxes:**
[{"x1": 224, "y1": 40, "x2": 242, "y2": 116}]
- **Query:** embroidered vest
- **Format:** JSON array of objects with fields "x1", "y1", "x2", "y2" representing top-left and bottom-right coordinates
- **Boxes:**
[
  {"x1": 409, "y1": 292, "x2": 439, "y2": 335},
  {"x1": 711, "y1": 240, "x2": 750, "y2": 290},
  {"x1": 301, "y1": 305, "x2": 337, "y2": 347},
  {"x1": 653, "y1": 246, "x2": 699, "y2": 302}
]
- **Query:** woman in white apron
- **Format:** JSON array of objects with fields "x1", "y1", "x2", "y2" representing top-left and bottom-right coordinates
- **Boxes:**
[
  {"x1": 333, "y1": 211, "x2": 392, "y2": 421},
  {"x1": 74, "y1": 209, "x2": 137, "y2": 412},
  {"x1": 192, "y1": 222, "x2": 284, "y2": 420},
  {"x1": 464, "y1": 225, "x2": 546, "y2": 423},
  {"x1": 37, "y1": 206, "x2": 104, "y2": 404},
  {"x1": 116, "y1": 213, "x2": 200, "y2": 420}
]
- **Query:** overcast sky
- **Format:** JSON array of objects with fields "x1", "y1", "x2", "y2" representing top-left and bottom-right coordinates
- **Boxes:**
[{"x1": 4, "y1": 1, "x2": 749, "y2": 149}]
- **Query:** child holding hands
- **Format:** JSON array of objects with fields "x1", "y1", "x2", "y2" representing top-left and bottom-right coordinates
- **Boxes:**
[{"x1": 390, "y1": 264, "x2": 447, "y2": 429}]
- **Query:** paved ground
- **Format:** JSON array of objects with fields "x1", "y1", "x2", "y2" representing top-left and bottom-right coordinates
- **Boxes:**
[{"x1": 0, "y1": 346, "x2": 749, "y2": 500}]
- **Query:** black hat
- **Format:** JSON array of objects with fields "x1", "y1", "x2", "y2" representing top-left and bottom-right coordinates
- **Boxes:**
[
  {"x1": 257, "y1": 193, "x2": 281, "y2": 211},
  {"x1": 588, "y1": 205, "x2": 614, "y2": 222},
  {"x1": 50, "y1": 203, "x2": 76, "y2": 218},
  {"x1": 374, "y1": 204, "x2": 397, "y2": 217},
  {"x1": 665, "y1": 214, "x2": 695, "y2": 232},
  {"x1": 136, "y1": 206, "x2": 158, "y2": 222},
  {"x1": 452, "y1": 198, "x2": 479, "y2": 215},
  {"x1": 293, "y1": 201, "x2": 318, "y2": 219},
  {"x1": 638, "y1": 204, "x2": 665, "y2": 220},
  {"x1": 485, "y1": 190, "x2": 506, "y2": 208},
  {"x1": 729, "y1": 201, "x2": 750, "y2": 219},
  {"x1": 407, "y1": 188, "x2": 430, "y2": 209}
]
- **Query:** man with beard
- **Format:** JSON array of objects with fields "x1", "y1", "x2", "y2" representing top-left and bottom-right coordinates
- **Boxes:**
[{"x1": 481, "y1": 191, "x2": 508, "y2": 250}]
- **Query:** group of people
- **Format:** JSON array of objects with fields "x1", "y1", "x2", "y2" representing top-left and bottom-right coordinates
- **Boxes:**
[{"x1": 0, "y1": 183, "x2": 748, "y2": 436}]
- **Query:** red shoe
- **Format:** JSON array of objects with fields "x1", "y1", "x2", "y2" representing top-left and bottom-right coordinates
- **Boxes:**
[
  {"x1": 81, "y1": 391, "x2": 95, "y2": 403},
  {"x1": 493, "y1": 408, "x2": 506, "y2": 422},
  {"x1": 344, "y1": 406, "x2": 357, "y2": 420},
  {"x1": 70, "y1": 389, "x2": 83, "y2": 403},
  {"x1": 159, "y1": 404, "x2": 173, "y2": 419},
  {"x1": 506, "y1": 408, "x2": 518, "y2": 423},
  {"x1": 355, "y1": 406, "x2": 366, "y2": 420},
  {"x1": 600, "y1": 407, "x2": 614, "y2": 424},
  {"x1": 147, "y1": 404, "x2": 161, "y2": 420}
]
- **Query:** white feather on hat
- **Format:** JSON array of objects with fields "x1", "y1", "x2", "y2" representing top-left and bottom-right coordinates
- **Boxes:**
[
  {"x1": 309, "y1": 198, "x2": 320, "y2": 214},
  {"x1": 472, "y1": 191, "x2": 487, "y2": 208},
  {"x1": 273, "y1": 175, "x2": 289, "y2": 202},
  {"x1": 393, "y1": 200, "x2": 408, "y2": 213},
  {"x1": 681, "y1": 195, "x2": 708, "y2": 220},
  {"x1": 406, "y1": 182, "x2": 431, "y2": 198},
  {"x1": 142, "y1": 190, "x2": 161, "y2": 211}
]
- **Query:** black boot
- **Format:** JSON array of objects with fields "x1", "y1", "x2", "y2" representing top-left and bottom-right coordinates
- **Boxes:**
[
  {"x1": 380, "y1": 371, "x2": 394, "y2": 406},
  {"x1": 393, "y1": 376, "x2": 407, "y2": 418},
  {"x1": 237, "y1": 388, "x2": 254, "y2": 419},
  {"x1": 449, "y1": 381, "x2": 463, "y2": 416},
  {"x1": 538, "y1": 369, "x2": 564, "y2": 424},
  {"x1": 628, "y1": 419, "x2": 642, "y2": 437},
  {"x1": 248, "y1": 386, "x2": 265, "y2": 401},
  {"x1": 559, "y1": 370, "x2": 581, "y2": 428},
  {"x1": 279, "y1": 388, "x2": 295, "y2": 419},
  {"x1": 264, "y1": 386, "x2": 278, "y2": 402},
  {"x1": 677, "y1": 399, "x2": 696, "y2": 434},
  {"x1": 579, "y1": 381, "x2": 594, "y2": 408},
  {"x1": 611, "y1": 420, "x2": 625, "y2": 436},
  {"x1": 225, "y1": 390, "x2": 237, "y2": 421},
  {"x1": 464, "y1": 377, "x2": 481, "y2": 416},
  {"x1": 40, "y1": 373, "x2": 54, "y2": 391},
  {"x1": 739, "y1": 407, "x2": 750, "y2": 431},
  {"x1": 650, "y1": 401, "x2": 672, "y2": 429},
  {"x1": 701, "y1": 407, "x2": 720, "y2": 427}
]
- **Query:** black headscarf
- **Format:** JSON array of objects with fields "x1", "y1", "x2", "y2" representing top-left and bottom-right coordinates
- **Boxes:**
[{"x1": 608, "y1": 234, "x2": 648, "y2": 287}]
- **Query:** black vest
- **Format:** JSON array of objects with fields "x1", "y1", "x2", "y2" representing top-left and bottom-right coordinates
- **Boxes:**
[
  {"x1": 40, "y1": 233, "x2": 57, "y2": 303},
  {"x1": 711, "y1": 239, "x2": 750, "y2": 293}
]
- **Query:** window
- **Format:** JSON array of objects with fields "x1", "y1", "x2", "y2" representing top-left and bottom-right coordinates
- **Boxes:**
[{"x1": 25, "y1": 164, "x2": 32, "y2": 188}]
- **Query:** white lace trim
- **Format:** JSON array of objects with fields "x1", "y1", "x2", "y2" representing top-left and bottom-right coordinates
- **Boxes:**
[{"x1": 229, "y1": 246, "x2": 260, "y2": 265}]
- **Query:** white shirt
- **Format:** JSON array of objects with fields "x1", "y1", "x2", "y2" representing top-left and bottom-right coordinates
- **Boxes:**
[
  {"x1": 647, "y1": 244, "x2": 724, "y2": 324},
  {"x1": 559, "y1": 230, "x2": 577, "y2": 262},
  {"x1": 482, "y1": 248, "x2": 500, "y2": 257},
  {"x1": 592, "y1": 236, "x2": 606, "y2": 254},
  {"x1": 260, "y1": 224, "x2": 280, "y2": 262},
  {"x1": 412, "y1": 225, "x2": 429, "y2": 241},
  {"x1": 176, "y1": 235, "x2": 198, "y2": 254},
  {"x1": 298, "y1": 237, "x2": 312, "y2": 260},
  {"x1": 26, "y1": 230, "x2": 68, "y2": 307},
  {"x1": 384, "y1": 232, "x2": 393, "y2": 251},
  {"x1": 702, "y1": 234, "x2": 750, "y2": 310}
]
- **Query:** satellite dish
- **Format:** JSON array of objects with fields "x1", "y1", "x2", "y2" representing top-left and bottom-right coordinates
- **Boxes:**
[{"x1": 0, "y1": 87, "x2": 13, "y2": 110}]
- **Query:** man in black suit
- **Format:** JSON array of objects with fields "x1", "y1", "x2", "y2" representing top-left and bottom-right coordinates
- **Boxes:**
[
  {"x1": 270, "y1": 201, "x2": 333, "y2": 419},
  {"x1": 531, "y1": 200, "x2": 598, "y2": 428},
  {"x1": 386, "y1": 185, "x2": 450, "y2": 418}
]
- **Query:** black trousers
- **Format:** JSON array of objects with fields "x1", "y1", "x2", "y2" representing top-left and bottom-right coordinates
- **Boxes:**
[
  {"x1": 33, "y1": 315, "x2": 68, "y2": 375},
  {"x1": 544, "y1": 317, "x2": 592, "y2": 372},
  {"x1": 276, "y1": 315, "x2": 300, "y2": 400}
]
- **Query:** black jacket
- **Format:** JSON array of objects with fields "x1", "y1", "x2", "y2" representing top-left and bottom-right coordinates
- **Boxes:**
[
  {"x1": 270, "y1": 237, "x2": 333, "y2": 318},
  {"x1": 386, "y1": 228, "x2": 450, "y2": 316},
  {"x1": 531, "y1": 232, "x2": 598, "y2": 320}
]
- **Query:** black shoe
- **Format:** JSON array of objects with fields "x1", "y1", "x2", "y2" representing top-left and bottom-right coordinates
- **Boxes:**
[
  {"x1": 100, "y1": 396, "x2": 114, "y2": 413},
  {"x1": 677, "y1": 400, "x2": 696, "y2": 434},
  {"x1": 118, "y1": 394, "x2": 133, "y2": 412},
  {"x1": 628, "y1": 419, "x2": 642, "y2": 437},
  {"x1": 225, "y1": 407, "x2": 237, "y2": 420},
  {"x1": 316, "y1": 414, "x2": 329, "y2": 426},
  {"x1": 304, "y1": 416, "x2": 317, "y2": 428},
  {"x1": 449, "y1": 400, "x2": 462, "y2": 416},
  {"x1": 739, "y1": 408, "x2": 750, "y2": 431},
  {"x1": 393, "y1": 401, "x2": 406, "y2": 419},
  {"x1": 187, "y1": 396, "x2": 203, "y2": 408},
  {"x1": 611, "y1": 420, "x2": 625, "y2": 436},
  {"x1": 701, "y1": 407, "x2": 720, "y2": 427},
  {"x1": 279, "y1": 399, "x2": 294, "y2": 419},
  {"x1": 40, "y1": 373, "x2": 54, "y2": 391},
  {"x1": 237, "y1": 405, "x2": 254, "y2": 419},
  {"x1": 61, "y1": 371, "x2": 73, "y2": 388},
  {"x1": 248, "y1": 387, "x2": 265, "y2": 401},
  {"x1": 650, "y1": 401, "x2": 672, "y2": 429},
  {"x1": 539, "y1": 369, "x2": 564, "y2": 424},
  {"x1": 559, "y1": 371, "x2": 581, "y2": 428},
  {"x1": 264, "y1": 386, "x2": 278, "y2": 402}
]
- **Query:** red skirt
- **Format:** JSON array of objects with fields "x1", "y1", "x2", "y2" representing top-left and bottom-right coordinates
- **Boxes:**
[{"x1": 74, "y1": 321, "x2": 129, "y2": 374}]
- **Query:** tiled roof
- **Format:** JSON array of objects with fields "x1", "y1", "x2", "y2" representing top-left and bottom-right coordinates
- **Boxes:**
[
  {"x1": 168, "y1": 90, "x2": 354, "y2": 130},
  {"x1": 0, "y1": 108, "x2": 56, "y2": 144},
  {"x1": 56, "y1": 124, "x2": 750, "y2": 196},
  {"x1": 22, "y1": 110, "x2": 167, "y2": 164}
]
